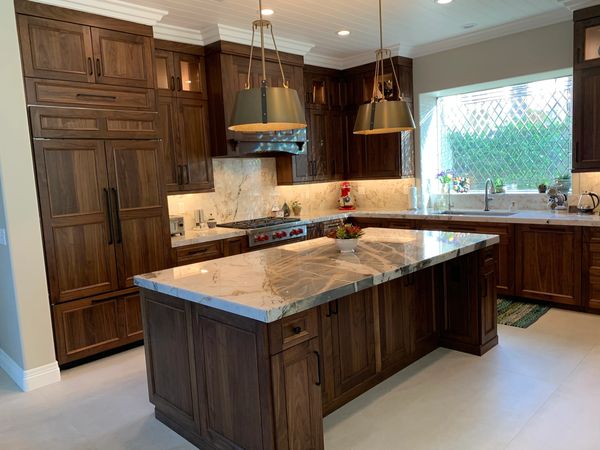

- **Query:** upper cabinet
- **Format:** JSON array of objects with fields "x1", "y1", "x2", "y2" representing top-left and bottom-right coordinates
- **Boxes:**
[
  {"x1": 154, "y1": 40, "x2": 213, "y2": 193},
  {"x1": 573, "y1": 6, "x2": 600, "y2": 171},
  {"x1": 18, "y1": 15, "x2": 154, "y2": 88}
]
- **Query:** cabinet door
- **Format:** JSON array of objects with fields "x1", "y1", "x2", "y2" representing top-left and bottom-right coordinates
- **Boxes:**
[
  {"x1": 328, "y1": 110, "x2": 345, "y2": 180},
  {"x1": 331, "y1": 289, "x2": 376, "y2": 396},
  {"x1": 175, "y1": 53, "x2": 208, "y2": 99},
  {"x1": 34, "y1": 140, "x2": 119, "y2": 303},
  {"x1": 91, "y1": 28, "x2": 154, "y2": 88},
  {"x1": 573, "y1": 67, "x2": 600, "y2": 170},
  {"x1": 223, "y1": 237, "x2": 248, "y2": 256},
  {"x1": 401, "y1": 129, "x2": 416, "y2": 178},
  {"x1": 309, "y1": 108, "x2": 329, "y2": 181},
  {"x1": 177, "y1": 99, "x2": 214, "y2": 192},
  {"x1": 365, "y1": 133, "x2": 401, "y2": 178},
  {"x1": 271, "y1": 338, "x2": 324, "y2": 450},
  {"x1": 121, "y1": 292, "x2": 144, "y2": 343},
  {"x1": 378, "y1": 277, "x2": 413, "y2": 369},
  {"x1": 516, "y1": 225, "x2": 582, "y2": 305},
  {"x1": 583, "y1": 229, "x2": 600, "y2": 311},
  {"x1": 345, "y1": 111, "x2": 367, "y2": 178},
  {"x1": 106, "y1": 140, "x2": 170, "y2": 287},
  {"x1": 157, "y1": 95, "x2": 182, "y2": 192},
  {"x1": 17, "y1": 15, "x2": 94, "y2": 83},
  {"x1": 155, "y1": 49, "x2": 176, "y2": 95}
]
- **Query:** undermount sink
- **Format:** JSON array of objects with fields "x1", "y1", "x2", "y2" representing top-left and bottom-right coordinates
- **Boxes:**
[{"x1": 435, "y1": 210, "x2": 517, "y2": 217}]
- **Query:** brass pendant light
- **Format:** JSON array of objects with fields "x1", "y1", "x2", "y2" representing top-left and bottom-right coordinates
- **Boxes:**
[
  {"x1": 229, "y1": 0, "x2": 306, "y2": 133},
  {"x1": 354, "y1": 0, "x2": 416, "y2": 135}
]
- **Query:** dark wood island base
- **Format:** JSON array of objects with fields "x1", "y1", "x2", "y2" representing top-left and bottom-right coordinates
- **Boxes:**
[{"x1": 139, "y1": 246, "x2": 498, "y2": 450}]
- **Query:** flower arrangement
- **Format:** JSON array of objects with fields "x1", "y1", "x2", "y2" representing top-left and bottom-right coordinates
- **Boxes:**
[
  {"x1": 436, "y1": 169, "x2": 470, "y2": 193},
  {"x1": 328, "y1": 224, "x2": 364, "y2": 240}
]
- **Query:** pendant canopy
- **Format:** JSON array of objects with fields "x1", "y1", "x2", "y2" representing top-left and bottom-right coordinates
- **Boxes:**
[
  {"x1": 353, "y1": 0, "x2": 416, "y2": 135},
  {"x1": 229, "y1": 2, "x2": 306, "y2": 133}
]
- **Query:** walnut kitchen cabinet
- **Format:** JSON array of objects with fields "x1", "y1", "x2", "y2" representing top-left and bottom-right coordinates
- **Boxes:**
[
  {"x1": 515, "y1": 225, "x2": 582, "y2": 306},
  {"x1": 17, "y1": 13, "x2": 154, "y2": 88},
  {"x1": 155, "y1": 41, "x2": 214, "y2": 194},
  {"x1": 573, "y1": 6, "x2": 600, "y2": 171},
  {"x1": 583, "y1": 228, "x2": 600, "y2": 312}
]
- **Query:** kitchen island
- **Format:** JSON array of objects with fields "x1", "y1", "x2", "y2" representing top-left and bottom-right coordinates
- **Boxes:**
[{"x1": 135, "y1": 228, "x2": 500, "y2": 450}]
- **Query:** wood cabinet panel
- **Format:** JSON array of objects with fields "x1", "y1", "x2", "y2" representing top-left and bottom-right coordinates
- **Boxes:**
[
  {"x1": 268, "y1": 308, "x2": 319, "y2": 355},
  {"x1": 516, "y1": 225, "x2": 581, "y2": 305},
  {"x1": 30, "y1": 106, "x2": 158, "y2": 139},
  {"x1": 177, "y1": 99, "x2": 214, "y2": 191},
  {"x1": 271, "y1": 338, "x2": 324, "y2": 450},
  {"x1": 34, "y1": 139, "x2": 119, "y2": 303},
  {"x1": 106, "y1": 140, "x2": 170, "y2": 287},
  {"x1": 18, "y1": 15, "x2": 95, "y2": 83},
  {"x1": 573, "y1": 67, "x2": 600, "y2": 170},
  {"x1": 157, "y1": 95, "x2": 181, "y2": 192},
  {"x1": 223, "y1": 236, "x2": 248, "y2": 256},
  {"x1": 122, "y1": 293, "x2": 143, "y2": 341},
  {"x1": 91, "y1": 28, "x2": 154, "y2": 88},
  {"x1": 155, "y1": 49, "x2": 176, "y2": 95},
  {"x1": 25, "y1": 78, "x2": 156, "y2": 110},
  {"x1": 378, "y1": 277, "x2": 413, "y2": 369},
  {"x1": 175, "y1": 241, "x2": 223, "y2": 266}
]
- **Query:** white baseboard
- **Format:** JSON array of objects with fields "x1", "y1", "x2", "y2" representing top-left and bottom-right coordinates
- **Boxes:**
[{"x1": 0, "y1": 348, "x2": 60, "y2": 391}]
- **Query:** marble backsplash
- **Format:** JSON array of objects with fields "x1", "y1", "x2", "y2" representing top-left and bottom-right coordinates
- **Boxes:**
[{"x1": 167, "y1": 158, "x2": 415, "y2": 229}]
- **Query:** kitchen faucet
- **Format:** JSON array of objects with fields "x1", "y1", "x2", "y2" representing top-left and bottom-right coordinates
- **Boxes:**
[{"x1": 484, "y1": 178, "x2": 494, "y2": 211}]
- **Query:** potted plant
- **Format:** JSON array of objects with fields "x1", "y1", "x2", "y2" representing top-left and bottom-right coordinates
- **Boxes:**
[
  {"x1": 328, "y1": 224, "x2": 364, "y2": 253},
  {"x1": 291, "y1": 200, "x2": 302, "y2": 216},
  {"x1": 494, "y1": 178, "x2": 506, "y2": 194},
  {"x1": 555, "y1": 173, "x2": 571, "y2": 194},
  {"x1": 538, "y1": 180, "x2": 548, "y2": 193}
]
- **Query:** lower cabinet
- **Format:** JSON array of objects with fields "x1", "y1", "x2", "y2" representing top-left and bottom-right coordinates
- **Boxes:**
[
  {"x1": 173, "y1": 236, "x2": 248, "y2": 266},
  {"x1": 582, "y1": 228, "x2": 600, "y2": 312},
  {"x1": 515, "y1": 225, "x2": 582, "y2": 306},
  {"x1": 53, "y1": 290, "x2": 143, "y2": 365}
]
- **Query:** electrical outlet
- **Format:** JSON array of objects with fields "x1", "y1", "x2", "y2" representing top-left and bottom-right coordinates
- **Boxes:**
[{"x1": 0, "y1": 228, "x2": 6, "y2": 246}]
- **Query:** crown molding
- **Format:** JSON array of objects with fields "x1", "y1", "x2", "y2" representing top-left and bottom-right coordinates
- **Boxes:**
[
  {"x1": 153, "y1": 23, "x2": 204, "y2": 45},
  {"x1": 409, "y1": 8, "x2": 571, "y2": 59},
  {"x1": 557, "y1": 0, "x2": 600, "y2": 11},
  {"x1": 30, "y1": 0, "x2": 167, "y2": 26}
]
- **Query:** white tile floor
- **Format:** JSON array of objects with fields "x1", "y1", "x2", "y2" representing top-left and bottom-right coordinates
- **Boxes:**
[{"x1": 2, "y1": 308, "x2": 600, "y2": 450}]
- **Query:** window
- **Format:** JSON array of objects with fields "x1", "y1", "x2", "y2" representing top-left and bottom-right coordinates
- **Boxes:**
[{"x1": 436, "y1": 76, "x2": 572, "y2": 191}]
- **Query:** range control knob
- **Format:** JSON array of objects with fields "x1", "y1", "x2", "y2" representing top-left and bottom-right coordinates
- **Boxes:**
[{"x1": 281, "y1": 231, "x2": 287, "y2": 237}]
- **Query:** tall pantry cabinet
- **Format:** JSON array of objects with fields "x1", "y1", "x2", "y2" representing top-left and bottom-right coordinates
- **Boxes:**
[{"x1": 15, "y1": 0, "x2": 171, "y2": 365}]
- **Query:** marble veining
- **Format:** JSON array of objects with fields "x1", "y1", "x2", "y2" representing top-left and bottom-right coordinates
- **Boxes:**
[
  {"x1": 140, "y1": 228, "x2": 499, "y2": 323},
  {"x1": 171, "y1": 227, "x2": 246, "y2": 248}
]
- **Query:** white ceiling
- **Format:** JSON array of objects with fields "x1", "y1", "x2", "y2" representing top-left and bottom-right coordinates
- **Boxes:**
[{"x1": 33, "y1": 0, "x2": 599, "y2": 69}]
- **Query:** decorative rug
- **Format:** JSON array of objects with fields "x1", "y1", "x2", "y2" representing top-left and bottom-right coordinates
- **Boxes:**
[{"x1": 497, "y1": 298, "x2": 550, "y2": 328}]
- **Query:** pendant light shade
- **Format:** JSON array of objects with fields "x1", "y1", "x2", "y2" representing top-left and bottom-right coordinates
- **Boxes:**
[
  {"x1": 228, "y1": 1, "x2": 306, "y2": 133},
  {"x1": 354, "y1": 99, "x2": 415, "y2": 135},
  {"x1": 353, "y1": 0, "x2": 415, "y2": 135},
  {"x1": 229, "y1": 84, "x2": 306, "y2": 132}
]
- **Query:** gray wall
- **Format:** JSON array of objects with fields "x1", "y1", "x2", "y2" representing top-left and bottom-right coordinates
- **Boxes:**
[{"x1": 0, "y1": 1, "x2": 56, "y2": 372}]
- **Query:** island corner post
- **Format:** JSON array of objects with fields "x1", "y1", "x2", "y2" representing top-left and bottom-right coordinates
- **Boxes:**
[{"x1": 136, "y1": 231, "x2": 499, "y2": 450}]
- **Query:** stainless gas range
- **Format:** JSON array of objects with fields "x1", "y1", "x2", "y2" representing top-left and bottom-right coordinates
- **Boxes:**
[{"x1": 217, "y1": 217, "x2": 307, "y2": 248}]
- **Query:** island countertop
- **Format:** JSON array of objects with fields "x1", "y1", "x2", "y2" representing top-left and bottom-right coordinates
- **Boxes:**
[{"x1": 136, "y1": 228, "x2": 499, "y2": 323}]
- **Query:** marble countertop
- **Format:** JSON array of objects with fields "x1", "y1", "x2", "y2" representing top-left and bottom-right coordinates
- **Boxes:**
[
  {"x1": 139, "y1": 228, "x2": 499, "y2": 323},
  {"x1": 171, "y1": 208, "x2": 600, "y2": 247},
  {"x1": 171, "y1": 227, "x2": 246, "y2": 248}
]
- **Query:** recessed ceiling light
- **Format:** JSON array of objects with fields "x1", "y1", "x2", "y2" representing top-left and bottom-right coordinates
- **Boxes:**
[
  {"x1": 463, "y1": 23, "x2": 477, "y2": 29},
  {"x1": 261, "y1": 8, "x2": 274, "y2": 16},
  {"x1": 435, "y1": 0, "x2": 453, "y2": 4},
  {"x1": 337, "y1": 30, "x2": 351, "y2": 37}
]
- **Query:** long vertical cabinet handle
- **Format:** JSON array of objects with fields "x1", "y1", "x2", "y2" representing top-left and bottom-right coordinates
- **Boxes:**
[
  {"x1": 177, "y1": 165, "x2": 183, "y2": 185},
  {"x1": 314, "y1": 351, "x2": 322, "y2": 386},
  {"x1": 170, "y1": 76, "x2": 175, "y2": 91},
  {"x1": 87, "y1": 57, "x2": 94, "y2": 76},
  {"x1": 111, "y1": 188, "x2": 123, "y2": 244},
  {"x1": 177, "y1": 77, "x2": 182, "y2": 91},
  {"x1": 103, "y1": 188, "x2": 114, "y2": 245},
  {"x1": 183, "y1": 165, "x2": 190, "y2": 184},
  {"x1": 95, "y1": 59, "x2": 102, "y2": 77}
]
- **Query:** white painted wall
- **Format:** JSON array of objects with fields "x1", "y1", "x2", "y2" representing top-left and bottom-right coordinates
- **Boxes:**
[{"x1": 0, "y1": 1, "x2": 59, "y2": 390}]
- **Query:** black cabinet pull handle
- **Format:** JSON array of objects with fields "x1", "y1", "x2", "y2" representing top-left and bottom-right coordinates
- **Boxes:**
[
  {"x1": 103, "y1": 188, "x2": 114, "y2": 245},
  {"x1": 170, "y1": 76, "x2": 175, "y2": 91},
  {"x1": 183, "y1": 165, "x2": 190, "y2": 184},
  {"x1": 177, "y1": 77, "x2": 182, "y2": 91},
  {"x1": 87, "y1": 57, "x2": 93, "y2": 76},
  {"x1": 95, "y1": 58, "x2": 102, "y2": 77},
  {"x1": 76, "y1": 93, "x2": 117, "y2": 101},
  {"x1": 292, "y1": 326, "x2": 302, "y2": 334},
  {"x1": 314, "y1": 351, "x2": 322, "y2": 386},
  {"x1": 186, "y1": 248, "x2": 209, "y2": 255},
  {"x1": 111, "y1": 188, "x2": 123, "y2": 244},
  {"x1": 325, "y1": 299, "x2": 339, "y2": 317}
]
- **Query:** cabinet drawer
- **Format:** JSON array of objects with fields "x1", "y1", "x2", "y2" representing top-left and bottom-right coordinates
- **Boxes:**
[
  {"x1": 175, "y1": 241, "x2": 223, "y2": 265},
  {"x1": 268, "y1": 308, "x2": 319, "y2": 355},
  {"x1": 25, "y1": 78, "x2": 156, "y2": 110},
  {"x1": 388, "y1": 219, "x2": 415, "y2": 229},
  {"x1": 30, "y1": 106, "x2": 158, "y2": 139}
]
